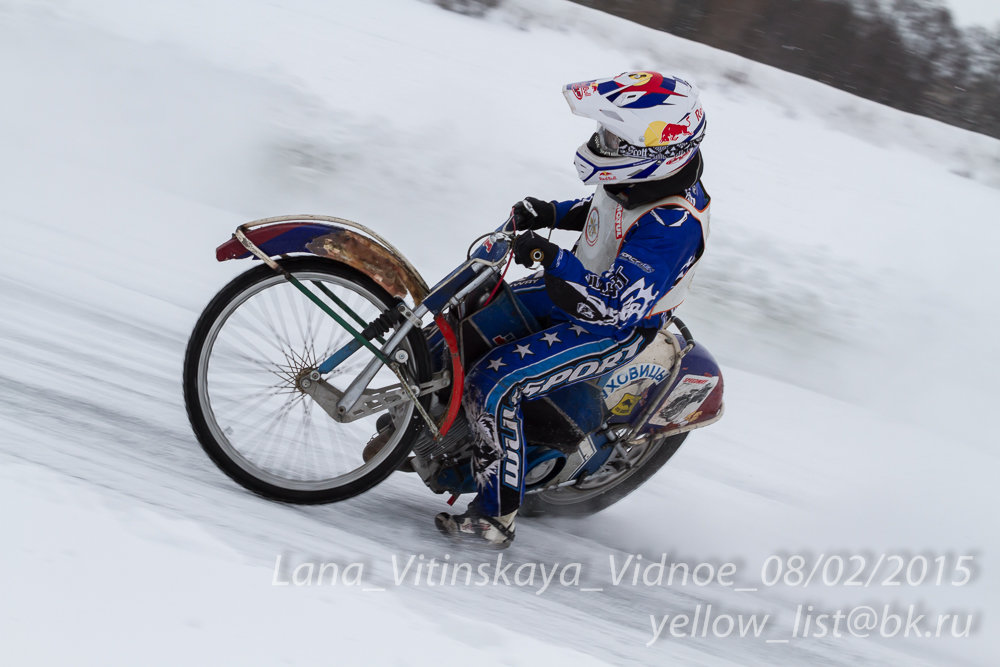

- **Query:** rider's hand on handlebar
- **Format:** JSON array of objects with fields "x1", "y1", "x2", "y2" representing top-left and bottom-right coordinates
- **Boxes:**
[
  {"x1": 512, "y1": 197, "x2": 556, "y2": 231},
  {"x1": 513, "y1": 231, "x2": 559, "y2": 269}
]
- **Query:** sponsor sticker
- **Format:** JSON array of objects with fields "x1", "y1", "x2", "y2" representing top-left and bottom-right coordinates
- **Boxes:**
[
  {"x1": 651, "y1": 374, "x2": 719, "y2": 427},
  {"x1": 601, "y1": 362, "x2": 669, "y2": 399},
  {"x1": 569, "y1": 81, "x2": 598, "y2": 99},
  {"x1": 611, "y1": 392, "x2": 641, "y2": 416},
  {"x1": 585, "y1": 209, "x2": 600, "y2": 246}
]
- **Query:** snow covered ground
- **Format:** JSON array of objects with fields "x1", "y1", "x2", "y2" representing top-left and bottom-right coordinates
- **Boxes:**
[{"x1": 1, "y1": 0, "x2": 998, "y2": 664}]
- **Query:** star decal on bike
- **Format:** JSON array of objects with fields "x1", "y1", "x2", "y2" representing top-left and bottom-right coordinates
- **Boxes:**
[
  {"x1": 540, "y1": 331, "x2": 561, "y2": 346},
  {"x1": 487, "y1": 357, "x2": 506, "y2": 371},
  {"x1": 569, "y1": 323, "x2": 588, "y2": 336},
  {"x1": 514, "y1": 343, "x2": 534, "y2": 358}
]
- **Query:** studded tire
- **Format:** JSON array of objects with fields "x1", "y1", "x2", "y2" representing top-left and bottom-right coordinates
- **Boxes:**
[{"x1": 183, "y1": 257, "x2": 431, "y2": 504}]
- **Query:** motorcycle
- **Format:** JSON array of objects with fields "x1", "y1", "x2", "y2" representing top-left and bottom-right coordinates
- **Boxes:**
[{"x1": 183, "y1": 214, "x2": 724, "y2": 517}]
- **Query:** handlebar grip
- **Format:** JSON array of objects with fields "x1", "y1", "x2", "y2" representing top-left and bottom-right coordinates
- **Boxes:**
[{"x1": 530, "y1": 248, "x2": 545, "y2": 264}]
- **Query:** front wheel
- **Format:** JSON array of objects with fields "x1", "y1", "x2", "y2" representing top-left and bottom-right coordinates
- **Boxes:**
[
  {"x1": 183, "y1": 257, "x2": 431, "y2": 504},
  {"x1": 521, "y1": 431, "x2": 688, "y2": 517}
]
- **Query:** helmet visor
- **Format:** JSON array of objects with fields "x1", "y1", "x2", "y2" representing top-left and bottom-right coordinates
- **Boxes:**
[
  {"x1": 593, "y1": 126, "x2": 621, "y2": 157},
  {"x1": 591, "y1": 125, "x2": 703, "y2": 162}
]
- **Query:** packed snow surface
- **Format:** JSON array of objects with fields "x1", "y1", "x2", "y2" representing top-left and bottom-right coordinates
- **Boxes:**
[{"x1": 1, "y1": 0, "x2": 998, "y2": 664}]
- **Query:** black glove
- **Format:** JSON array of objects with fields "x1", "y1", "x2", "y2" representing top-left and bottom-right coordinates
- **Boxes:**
[
  {"x1": 513, "y1": 231, "x2": 559, "y2": 269},
  {"x1": 511, "y1": 197, "x2": 556, "y2": 231}
]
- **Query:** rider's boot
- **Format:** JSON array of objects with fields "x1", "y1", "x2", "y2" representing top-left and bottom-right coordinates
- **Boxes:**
[{"x1": 434, "y1": 507, "x2": 516, "y2": 549}]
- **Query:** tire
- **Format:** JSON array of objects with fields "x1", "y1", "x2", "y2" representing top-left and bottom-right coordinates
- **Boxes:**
[
  {"x1": 183, "y1": 257, "x2": 431, "y2": 504},
  {"x1": 521, "y1": 431, "x2": 688, "y2": 517}
]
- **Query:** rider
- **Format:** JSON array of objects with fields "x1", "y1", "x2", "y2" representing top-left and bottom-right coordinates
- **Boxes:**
[{"x1": 435, "y1": 71, "x2": 711, "y2": 547}]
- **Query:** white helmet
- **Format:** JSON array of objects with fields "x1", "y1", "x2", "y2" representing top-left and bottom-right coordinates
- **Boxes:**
[{"x1": 563, "y1": 72, "x2": 706, "y2": 186}]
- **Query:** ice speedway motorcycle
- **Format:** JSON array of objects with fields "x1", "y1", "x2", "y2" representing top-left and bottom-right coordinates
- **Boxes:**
[{"x1": 183, "y1": 215, "x2": 724, "y2": 516}]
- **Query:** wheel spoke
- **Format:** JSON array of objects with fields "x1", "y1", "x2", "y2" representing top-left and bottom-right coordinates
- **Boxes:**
[{"x1": 190, "y1": 262, "x2": 423, "y2": 495}]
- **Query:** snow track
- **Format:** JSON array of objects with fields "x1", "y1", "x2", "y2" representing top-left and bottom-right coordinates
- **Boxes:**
[{"x1": 2, "y1": 1, "x2": 997, "y2": 665}]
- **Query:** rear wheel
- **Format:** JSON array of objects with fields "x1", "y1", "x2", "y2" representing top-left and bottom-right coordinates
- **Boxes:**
[
  {"x1": 183, "y1": 257, "x2": 431, "y2": 504},
  {"x1": 521, "y1": 431, "x2": 688, "y2": 517}
]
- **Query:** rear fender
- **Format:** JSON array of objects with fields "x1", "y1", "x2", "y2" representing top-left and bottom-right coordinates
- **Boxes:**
[
  {"x1": 642, "y1": 338, "x2": 724, "y2": 436},
  {"x1": 601, "y1": 325, "x2": 724, "y2": 437},
  {"x1": 215, "y1": 215, "x2": 429, "y2": 303}
]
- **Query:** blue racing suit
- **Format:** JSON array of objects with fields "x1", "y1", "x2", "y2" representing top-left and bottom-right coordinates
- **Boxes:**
[{"x1": 465, "y1": 157, "x2": 711, "y2": 517}]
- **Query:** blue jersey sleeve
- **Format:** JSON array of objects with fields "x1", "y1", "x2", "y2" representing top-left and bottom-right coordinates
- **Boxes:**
[
  {"x1": 542, "y1": 207, "x2": 703, "y2": 329},
  {"x1": 552, "y1": 196, "x2": 593, "y2": 231}
]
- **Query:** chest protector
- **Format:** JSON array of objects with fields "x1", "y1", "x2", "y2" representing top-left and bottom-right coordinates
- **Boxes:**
[{"x1": 574, "y1": 185, "x2": 710, "y2": 316}]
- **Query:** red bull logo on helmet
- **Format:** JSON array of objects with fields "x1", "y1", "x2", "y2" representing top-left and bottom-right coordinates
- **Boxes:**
[
  {"x1": 643, "y1": 110, "x2": 699, "y2": 147},
  {"x1": 660, "y1": 119, "x2": 692, "y2": 143}
]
